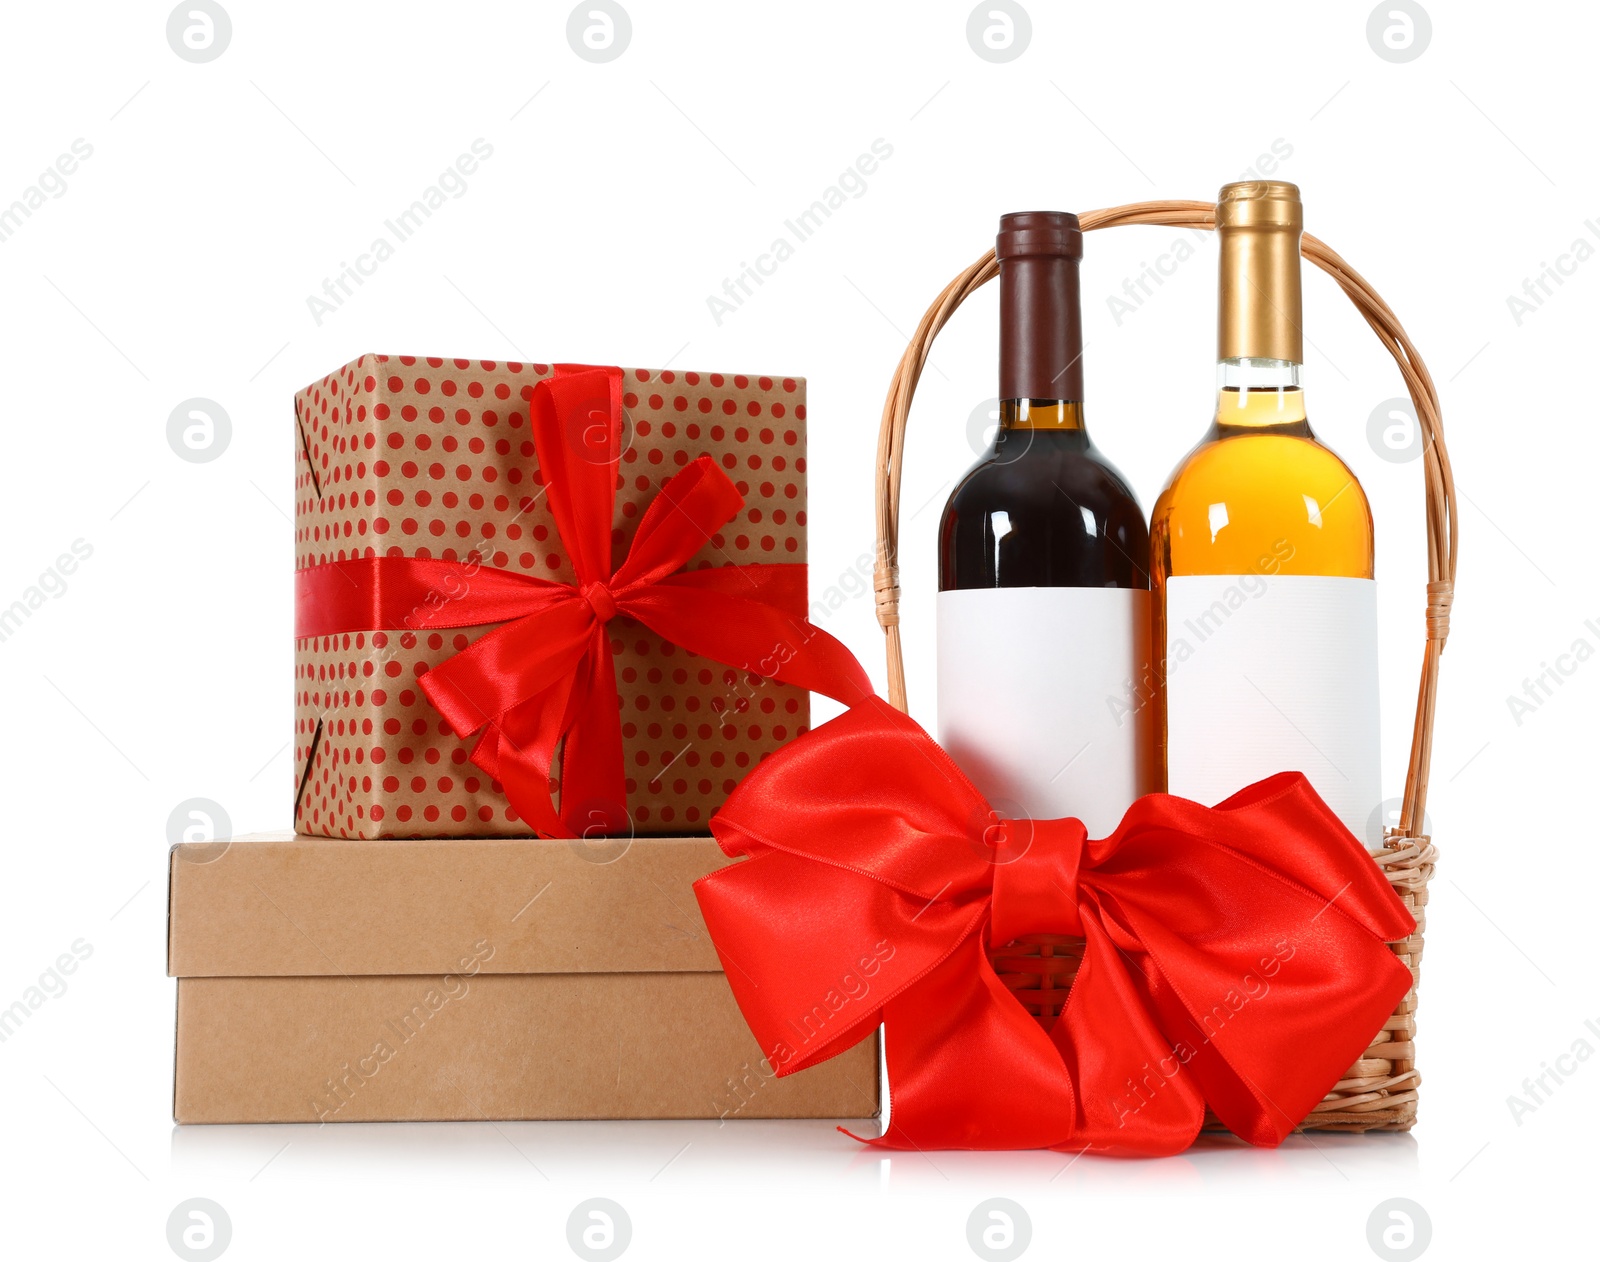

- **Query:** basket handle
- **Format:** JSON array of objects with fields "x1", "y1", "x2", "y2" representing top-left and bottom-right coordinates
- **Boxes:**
[{"x1": 871, "y1": 200, "x2": 1457, "y2": 838}]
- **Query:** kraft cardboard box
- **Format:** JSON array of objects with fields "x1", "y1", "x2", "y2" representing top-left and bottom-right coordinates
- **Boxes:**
[{"x1": 167, "y1": 833, "x2": 879, "y2": 1124}]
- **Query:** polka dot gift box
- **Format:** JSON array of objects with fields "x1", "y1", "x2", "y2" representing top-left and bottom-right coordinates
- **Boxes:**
[{"x1": 292, "y1": 356, "x2": 866, "y2": 840}]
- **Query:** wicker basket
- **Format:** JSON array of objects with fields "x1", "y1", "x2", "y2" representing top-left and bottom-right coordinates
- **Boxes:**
[{"x1": 870, "y1": 200, "x2": 1454, "y2": 1134}]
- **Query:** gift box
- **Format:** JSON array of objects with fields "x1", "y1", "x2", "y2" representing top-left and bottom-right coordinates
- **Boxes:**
[
  {"x1": 167, "y1": 833, "x2": 880, "y2": 1123},
  {"x1": 293, "y1": 356, "x2": 838, "y2": 840}
]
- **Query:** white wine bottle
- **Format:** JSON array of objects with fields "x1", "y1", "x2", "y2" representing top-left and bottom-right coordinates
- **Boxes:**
[{"x1": 1150, "y1": 181, "x2": 1380, "y2": 836}]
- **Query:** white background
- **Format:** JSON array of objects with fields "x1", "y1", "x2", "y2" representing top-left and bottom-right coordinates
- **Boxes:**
[{"x1": 1, "y1": 1, "x2": 1594, "y2": 1258}]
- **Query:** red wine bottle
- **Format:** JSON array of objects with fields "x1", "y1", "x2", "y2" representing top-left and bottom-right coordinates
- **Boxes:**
[{"x1": 937, "y1": 211, "x2": 1152, "y2": 834}]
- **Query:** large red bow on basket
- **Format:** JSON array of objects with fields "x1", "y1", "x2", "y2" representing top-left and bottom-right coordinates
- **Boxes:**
[
  {"x1": 297, "y1": 365, "x2": 871, "y2": 837},
  {"x1": 694, "y1": 698, "x2": 1416, "y2": 1156}
]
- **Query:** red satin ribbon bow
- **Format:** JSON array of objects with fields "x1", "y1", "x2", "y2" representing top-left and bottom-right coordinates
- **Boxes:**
[
  {"x1": 296, "y1": 364, "x2": 871, "y2": 837},
  {"x1": 694, "y1": 697, "x2": 1417, "y2": 1156}
]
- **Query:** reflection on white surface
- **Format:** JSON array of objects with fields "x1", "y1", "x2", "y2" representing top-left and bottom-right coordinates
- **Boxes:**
[
  {"x1": 171, "y1": 1119, "x2": 883, "y2": 1189},
  {"x1": 877, "y1": 1131, "x2": 1421, "y2": 1191},
  {"x1": 171, "y1": 1119, "x2": 1418, "y2": 1190}
]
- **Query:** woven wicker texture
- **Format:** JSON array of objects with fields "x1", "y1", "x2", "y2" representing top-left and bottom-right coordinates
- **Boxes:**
[{"x1": 871, "y1": 201, "x2": 1455, "y2": 1134}]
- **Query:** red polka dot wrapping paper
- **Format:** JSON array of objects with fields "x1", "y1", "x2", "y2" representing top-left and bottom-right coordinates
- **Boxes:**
[{"x1": 293, "y1": 355, "x2": 810, "y2": 839}]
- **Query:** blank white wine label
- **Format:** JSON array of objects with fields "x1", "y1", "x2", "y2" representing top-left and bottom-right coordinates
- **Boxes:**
[
  {"x1": 1164, "y1": 574, "x2": 1380, "y2": 838},
  {"x1": 937, "y1": 586, "x2": 1152, "y2": 837}
]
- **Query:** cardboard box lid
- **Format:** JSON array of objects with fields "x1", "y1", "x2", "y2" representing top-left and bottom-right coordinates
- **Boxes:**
[{"x1": 168, "y1": 833, "x2": 739, "y2": 978}]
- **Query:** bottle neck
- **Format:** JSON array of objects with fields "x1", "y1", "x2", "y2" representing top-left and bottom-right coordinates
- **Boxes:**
[
  {"x1": 1213, "y1": 357, "x2": 1310, "y2": 435},
  {"x1": 999, "y1": 253, "x2": 1085, "y2": 403},
  {"x1": 1214, "y1": 188, "x2": 1308, "y2": 437}
]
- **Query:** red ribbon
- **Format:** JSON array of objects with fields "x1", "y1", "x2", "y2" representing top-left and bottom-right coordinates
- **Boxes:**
[
  {"x1": 694, "y1": 697, "x2": 1417, "y2": 1156},
  {"x1": 296, "y1": 364, "x2": 872, "y2": 837}
]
